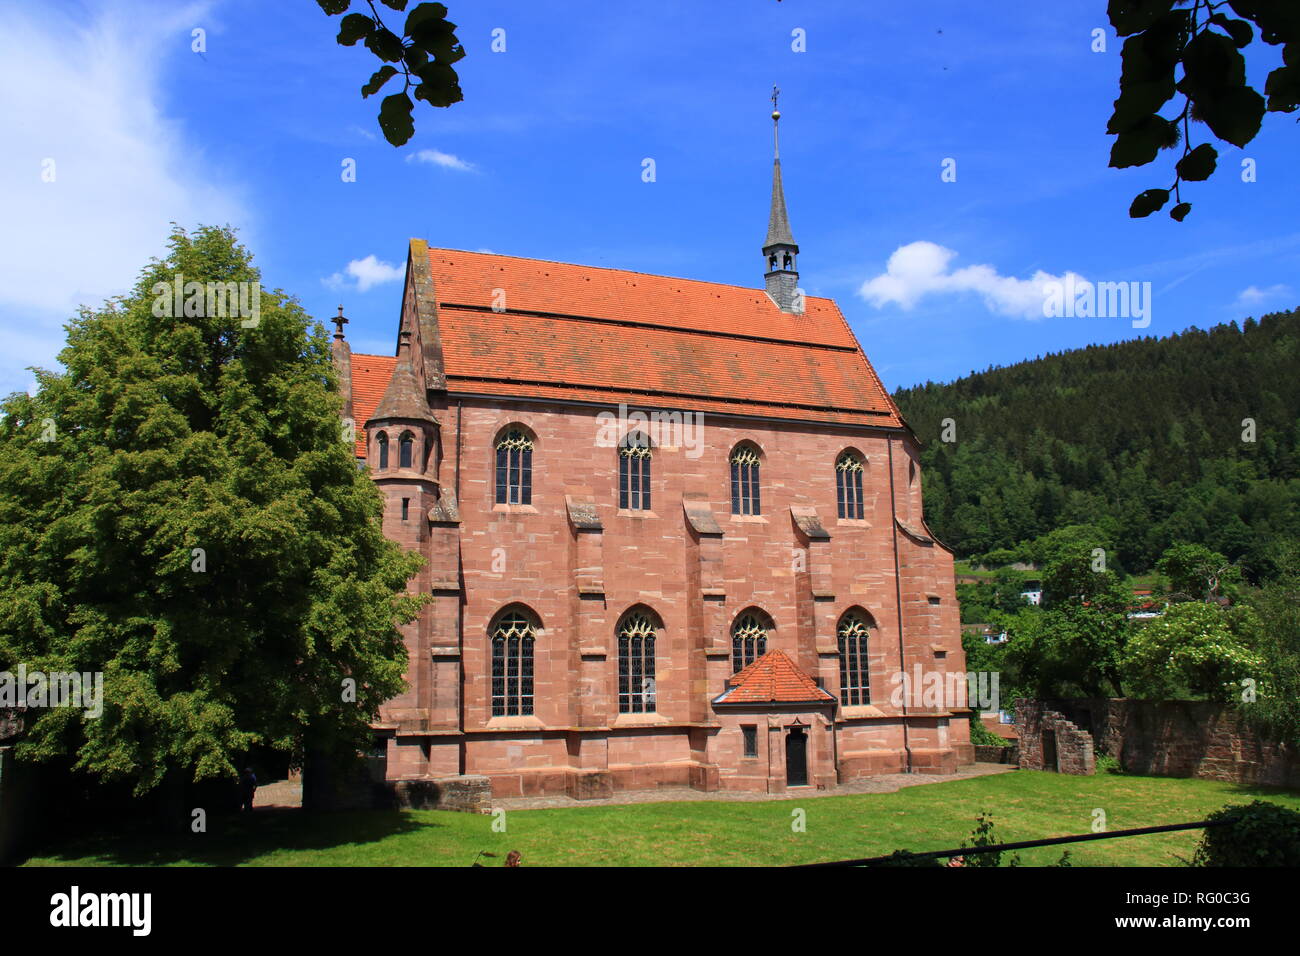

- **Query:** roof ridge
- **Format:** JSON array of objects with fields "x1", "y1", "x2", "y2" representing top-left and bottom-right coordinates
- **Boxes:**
[{"x1": 424, "y1": 246, "x2": 836, "y2": 303}]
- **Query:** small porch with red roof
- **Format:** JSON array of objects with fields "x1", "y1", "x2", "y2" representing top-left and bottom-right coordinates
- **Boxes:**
[{"x1": 711, "y1": 650, "x2": 838, "y2": 793}]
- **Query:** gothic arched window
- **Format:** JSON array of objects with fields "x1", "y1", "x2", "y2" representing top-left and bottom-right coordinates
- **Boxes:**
[
  {"x1": 399, "y1": 431, "x2": 414, "y2": 469},
  {"x1": 377, "y1": 432, "x2": 389, "y2": 469},
  {"x1": 619, "y1": 432, "x2": 652, "y2": 511},
  {"x1": 838, "y1": 610, "x2": 873, "y2": 706},
  {"x1": 730, "y1": 443, "x2": 761, "y2": 516},
  {"x1": 617, "y1": 610, "x2": 658, "y2": 714},
  {"x1": 836, "y1": 452, "x2": 865, "y2": 520},
  {"x1": 495, "y1": 428, "x2": 533, "y2": 505},
  {"x1": 731, "y1": 610, "x2": 771, "y2": 673},
  {"x1": 490, "y1": 609, "x2": 537, "y2": 717}
]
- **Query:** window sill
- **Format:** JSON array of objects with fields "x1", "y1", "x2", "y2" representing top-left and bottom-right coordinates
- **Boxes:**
[
  {"x1": 616, "y1": 509, "x2": 658, "y2": 519},
  {"x1": 840, "y1": 705, "x2": 887, "y2": 719},
  {"x1": 729, "y1": 514, "x2": 768, "y2": 524},
  {"x1": 484, "y1": 715, "x2": 545, "y2": 731},
  {"x1": 835, "y1": 518, "x2": 871, "y2": 528},
  {"x1": 492, "y1": 503, "x2": 539, "y2": 515},
  {"x1": 612, "y1": 712, "x2": 668, "y2": 727}
]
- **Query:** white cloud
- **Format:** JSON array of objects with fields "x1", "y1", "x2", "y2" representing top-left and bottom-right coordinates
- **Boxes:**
[
  {"x1": 0, "y1": 1, "x2": 248, "y2": 394},
  {"x1": 858, "y1": 241, "x2": 1086, "y2": 320},
  {"x1": 323, "y1": 255, "x2": 405, "y2": 293},
  {"x1": 406, "y1": 148, "x2": 476, "y2": 172},
  {"x1": 1233, "y1": 283, "x2": 1293, "y2": 308}
]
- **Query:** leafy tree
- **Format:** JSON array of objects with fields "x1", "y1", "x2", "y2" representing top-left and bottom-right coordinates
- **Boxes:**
[
  {"x1": 978, "y1": 547, "x2": 1024, "y2": 567},
  {"x1": 1032, "y1": 524, "x2": 1118, "y2": 606},
  {"x1": 989, "y1": 566, "x2": 1031, "y2": 613},
  {"x1": 1123, "y1": 602, "x2": 1263, "y2": 699},
  {"x1": 1156, "y1": 542, "x2": 1241, "y2": 600},
  {"x1": 1107, "y1": 0, "x2": 1300, "y2": 221},
  {"x1": 955, "y1": 581, "x2": 993, "y2": 624},
  {"x1": 317, "y1": 0, "x2": 466, "y2": 146},
  {"x1": 1007, "y1": 596, "x2": 1132, "y2": 697},
  {"x1": 1236, "y1": 546, "x2": 1300, "y2": 745},
  {"x1": 1003, "y1": 532, "x2": 1134, "y2": 697},
  {"x1": 960, "y1": 627, "x2": 1009, "y2": 689},
  {"x1": 0, "y1": 226, "x2": 424, "y2": 794}
]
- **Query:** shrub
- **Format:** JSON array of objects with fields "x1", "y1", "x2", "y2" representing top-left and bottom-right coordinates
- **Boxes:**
[
  {"x1": 1191, "y1": 801, "x2": 1300, "y2": 867},
  {"x1": 969, "y1": 717, "x2": 1007, "y2": 747},
  {"x1": 1095, "y1": 753, "x2": 1123, "y2": 775}
]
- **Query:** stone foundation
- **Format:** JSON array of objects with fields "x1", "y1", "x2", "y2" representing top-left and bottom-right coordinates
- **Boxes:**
[
  {"x1": 974, "y1": 744, "x2": 1018, "y2": 764},
  {"x1": 391, "y1": 775, "x2": 492, "y2": 813}
]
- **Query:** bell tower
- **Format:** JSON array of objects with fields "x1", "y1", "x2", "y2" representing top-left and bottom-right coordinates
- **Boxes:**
[
  {"x1": 763, "y1": 86, "x2": 801, "y2": 314},
  {"x1": 365, "y1": 327, "x2": 441, "y2": 534}
]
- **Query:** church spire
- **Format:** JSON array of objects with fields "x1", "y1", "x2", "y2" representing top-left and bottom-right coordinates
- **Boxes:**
[
  {"x1": 370, "y1": 328, "x2": 435, "y2": 424},
  {"x1": 762, "y1": 86, "x2": 801, "y2": 313}
]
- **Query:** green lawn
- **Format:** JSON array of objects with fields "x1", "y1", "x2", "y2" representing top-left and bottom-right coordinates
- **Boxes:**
[{"x1": 23, "y1": 770, "x2": 1300, "y2": 867}]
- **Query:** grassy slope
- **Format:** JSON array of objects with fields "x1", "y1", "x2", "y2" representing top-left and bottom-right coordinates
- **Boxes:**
[{"x1": 24, "y1": 771, "x2": 1300, "y2": 867}]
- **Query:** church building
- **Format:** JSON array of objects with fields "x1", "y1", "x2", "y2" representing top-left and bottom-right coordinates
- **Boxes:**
[{"x1": 331, "y1": 104, "x2": 972, "y2": 798}]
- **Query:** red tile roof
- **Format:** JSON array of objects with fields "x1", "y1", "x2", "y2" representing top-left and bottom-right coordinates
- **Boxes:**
[
  {"x1": 351, "y1": 353, "x2": 395, "y2": 457},
  {"x1": 714, "y1": 650, "x2": 835, "y2": 706},
  {"x1": 980, "y1": 715, "x2": 1019, "y2": 741},
  {"x1": 347, "y1": 247, "x2": 906, "y2": 458}
]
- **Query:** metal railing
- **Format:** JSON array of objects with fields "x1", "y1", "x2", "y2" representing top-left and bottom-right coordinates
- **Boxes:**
[{"x1": 790, "y1": 818, "x2": 1233, "y2": 867}]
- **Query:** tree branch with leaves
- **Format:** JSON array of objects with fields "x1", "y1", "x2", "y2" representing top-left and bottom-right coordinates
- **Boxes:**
[
  {"x1": 317, "y1": 0, "x2": 465, "y2": 146},
  {"x1": 1108, "y1": 0, "x2": 1299, "y2": 220}
]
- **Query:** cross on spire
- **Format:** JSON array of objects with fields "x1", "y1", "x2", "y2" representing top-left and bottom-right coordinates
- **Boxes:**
[
  {"x1": 770, "y1": 85, "x2": 781, "y2": 158},
  {"x1": 332, "y1": 304, "x2": 348, "y2": 340}
]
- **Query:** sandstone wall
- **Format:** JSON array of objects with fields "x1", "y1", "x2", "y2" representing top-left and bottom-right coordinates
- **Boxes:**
[
  {"x1": 1016, "y1": 701, "x2": 1094, "y2": 774},
  {"x1": 1050, "y1": 698, "x2": 1300, "y2": 787}
]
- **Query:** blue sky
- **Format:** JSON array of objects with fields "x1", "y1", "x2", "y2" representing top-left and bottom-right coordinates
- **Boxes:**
[{"x1": 2, "y1": 0, "x2": 1297, "y2": 396}]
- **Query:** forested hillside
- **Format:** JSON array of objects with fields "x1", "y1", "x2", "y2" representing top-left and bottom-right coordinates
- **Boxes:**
[{"x1": 893, "y1": 309, "x2": 1300, "y2": 578}]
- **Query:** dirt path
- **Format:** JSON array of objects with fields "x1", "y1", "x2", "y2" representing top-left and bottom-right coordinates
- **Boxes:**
[{"x1": 492, "y1": 762, "x2": 1015, "y2": 811}]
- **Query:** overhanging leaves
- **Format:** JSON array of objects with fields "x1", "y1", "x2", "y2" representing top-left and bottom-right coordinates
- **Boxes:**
[
  {"x1": 319, "y1": 0, "x2": 464, "y2": 146},
  {"x1": 1129, "y1": 188, "x2": 1170, "y2": 217},
  {"x1": 1175, "y1": 142, "x2": 1218, "y2": 181},
  {"x1": 337, "y1": 12, "x2": 374, "y2": 46},
  {"x1": 361, "y1": 65, "x2": 398, "y2": 98},
  {"x1": 1108, "y1": 0, "x2": 1177, "y2": 38},
  {"x1": 1193, "y1": 86, "x2": 1267, "y2": 146},
  {"x1": 378, "y1": 92, "x2": 415, "y2": 146},
  {"x1": 1111, "y1": 115, "x2": 1179, "y2": 167},
  {"x1": 1209, "y1": 13, "x2": 1254, "y2": 48},
  {"x1": 1107, "y1": 0, "x2": 1298, "y2": 220}
]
